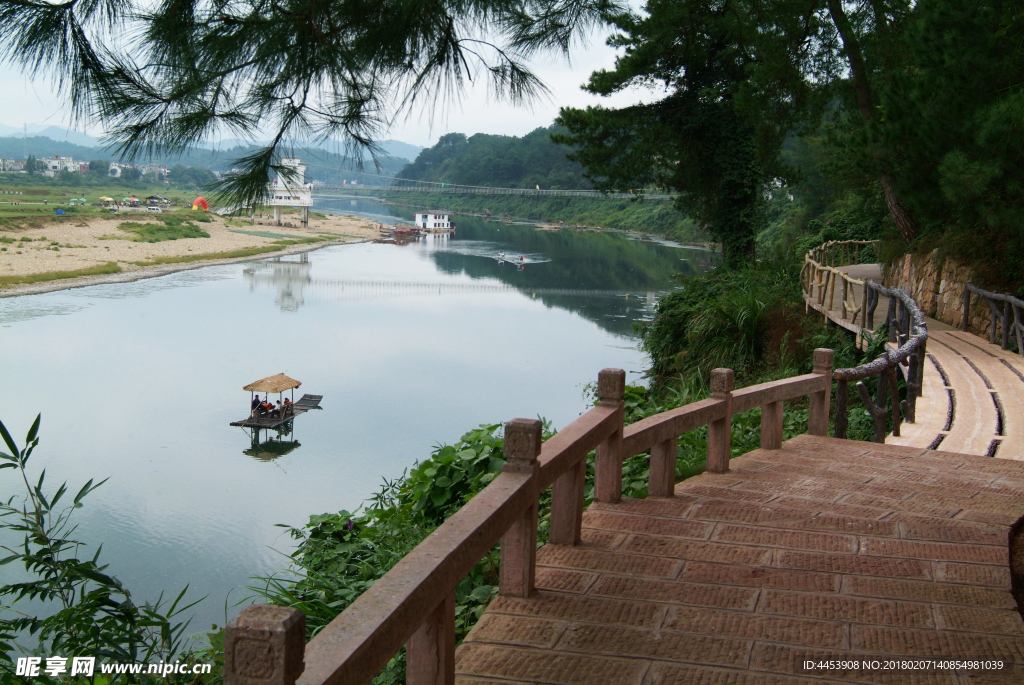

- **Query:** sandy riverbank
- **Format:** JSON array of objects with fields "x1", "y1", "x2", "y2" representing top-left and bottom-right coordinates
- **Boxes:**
[{"x1": 0, "y1": 209, "x2": 377, "y2": 298}]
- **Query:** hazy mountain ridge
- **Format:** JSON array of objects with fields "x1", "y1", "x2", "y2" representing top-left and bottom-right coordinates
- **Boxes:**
[
  {"x1": 0, "y1": 136, "x2": 411, "y2": 184},
  {"x1": 0, "y1": 125, "x2": 421, "y2": 162}
]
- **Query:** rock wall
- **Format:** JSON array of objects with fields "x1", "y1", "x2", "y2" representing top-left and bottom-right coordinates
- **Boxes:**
[{"x1": 883, "y1": 249, "x2": 993, "y2": 337}]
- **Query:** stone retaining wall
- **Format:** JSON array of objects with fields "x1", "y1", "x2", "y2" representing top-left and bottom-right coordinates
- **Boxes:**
[{"x1": 883, "y1": 249, "x2": 994, "y2": 337}]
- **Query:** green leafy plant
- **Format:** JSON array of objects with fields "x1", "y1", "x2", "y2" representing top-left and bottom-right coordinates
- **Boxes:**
[{"x1": 0, "y1": 415, "x2": 209, "y2": 683}]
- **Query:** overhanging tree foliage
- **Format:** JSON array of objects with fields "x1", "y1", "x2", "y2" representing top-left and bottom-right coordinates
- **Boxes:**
[
  {"x1": 555, "y1": 0, "x2": 828, "y2": 266},
  {"x1": 0, "y1": 0, "x2": 612, "y2": 206}
]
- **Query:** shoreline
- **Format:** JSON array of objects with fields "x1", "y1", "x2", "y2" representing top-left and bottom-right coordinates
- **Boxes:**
[
  {"x1": 0, "y1": 238, "x2": 364, "y2": 299},
  {"x1": 371, "y1": 197, "x2": 719, "y2": 251},
  {"x1": 0, "y1": 209, "x2": 378, "y2": 299}
]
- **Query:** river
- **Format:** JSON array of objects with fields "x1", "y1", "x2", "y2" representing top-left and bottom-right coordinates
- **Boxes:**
[{"x1": 0, "y1": 200, "x2": 713, "y2": 632}]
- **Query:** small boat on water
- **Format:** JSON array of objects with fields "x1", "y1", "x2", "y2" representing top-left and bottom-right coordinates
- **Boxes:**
[{"x1": 229, "y1": 373, "x2": 323, "y2": 429}]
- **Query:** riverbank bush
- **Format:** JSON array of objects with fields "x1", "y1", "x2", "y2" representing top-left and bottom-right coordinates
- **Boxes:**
[
  {"x1": 0, "y1": 416, "x2": 214, "y2": 684},
  {"x1": 378, "y1": 192, "x2": 707, "y2": 243},
  {"x1": 251, "y1": 309, "x2": 883, "y2": 683}
]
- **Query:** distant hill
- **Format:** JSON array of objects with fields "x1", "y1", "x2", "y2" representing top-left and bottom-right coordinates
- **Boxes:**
[
  {"x1": 0, "y1": 136, "x2": 409, "y2": 183},
  {"x1": 212, "y1": 137, "x2": 422, "y2": 162},
  {"x1": 0, "y1": 125, "x2": 98, "y2": 146},
  {"x1": 398, "y1": 125, "x2": 590, "y2": 190},
  {"x1": 0, "y1": 136, "x2": 97, "y2": 161}
]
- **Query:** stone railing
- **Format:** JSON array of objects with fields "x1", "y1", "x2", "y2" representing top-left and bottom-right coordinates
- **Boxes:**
[
  {"x1": 222, "y1": 351, "x2": 836, "y2": 685},
  {"x1": 963, "y1": 283, "x2": 1024, "y2": 355},
  {"x1": 800, "y1": 240, "x2": 880, "y2": 327}
]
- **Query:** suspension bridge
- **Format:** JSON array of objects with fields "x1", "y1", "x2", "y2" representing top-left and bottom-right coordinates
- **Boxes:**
[{"x1": 301, "y1": 163, "x2": 677, "y2": 200}]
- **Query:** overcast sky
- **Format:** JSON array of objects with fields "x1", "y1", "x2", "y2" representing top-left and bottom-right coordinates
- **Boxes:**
[{"x1": 0, "y1": 24, "x2": 654, "y2": 149}]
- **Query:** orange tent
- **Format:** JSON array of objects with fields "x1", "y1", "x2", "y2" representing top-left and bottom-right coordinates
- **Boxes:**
[{"x1": 192, "y1": 197, "x2": 209, "y2": 211}]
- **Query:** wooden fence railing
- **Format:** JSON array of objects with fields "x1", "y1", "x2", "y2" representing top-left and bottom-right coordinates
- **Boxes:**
[
  {"x1": 832, "y1": 285, "x2": 928, "y2": 442},
  {"x1": 222, "y1": 350, "x2": 835, "y2": 685},
  {"x1": 800, "y1": 239, "x2": 928, "y2": 443},
  {"x1": 963, "y1": 283, "x2": 1024, "y2": 354},
  {"x1": 800, "y1": 240, "x2": 879, "y2": 326}
]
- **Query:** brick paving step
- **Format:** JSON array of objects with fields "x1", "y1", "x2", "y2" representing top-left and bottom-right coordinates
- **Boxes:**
[{"x1": 457, "y1": 435, "x2": 1024, "y2": 684}]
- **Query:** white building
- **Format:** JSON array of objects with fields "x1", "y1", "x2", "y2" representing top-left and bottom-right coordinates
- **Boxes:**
[
  {"x1": 414, "y1": 213, "x2": 453, "y2": 230},
  {"x1": 42, "y1": 155, "x2": 83, "y2": 177},
  {"x1": 108, "y1": 162, "x2": 140, "y2": 178},
  {"x1": 267, "y1": 157, "x2": 313, "y2": 226},
  {"x1": 143, "y1": 164, "x2": 169, "y2": 178}
]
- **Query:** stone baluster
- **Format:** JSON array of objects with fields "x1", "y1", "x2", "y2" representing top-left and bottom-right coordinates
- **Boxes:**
[
  {"x1": 407, "y1": 593, "x2": 455, "y2": 685},
  {"x1": 499, "y1": 418, "x2": 541, "y2": 598},
  {"x1": 594, "y1": 368, "x2": 626, "y2": 503},
  {"x1": 808, "y1": 349, "x2": 834, "y2": 436},
  {"x1": 224, "y1": 604, "x2": 306, "y2": 685},
  {"x1": 706, "y1": 369, "x2": 734, "y2": 473}
]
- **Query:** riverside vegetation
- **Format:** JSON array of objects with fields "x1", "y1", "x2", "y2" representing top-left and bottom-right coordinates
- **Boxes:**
[{"x1": 0, "y1": 254, "x2": 898, "y2": 684}]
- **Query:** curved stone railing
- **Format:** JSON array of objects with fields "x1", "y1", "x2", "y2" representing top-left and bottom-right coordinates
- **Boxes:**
[{"x1": 222, "y1": 351, "x2": 836, "y2": 685}]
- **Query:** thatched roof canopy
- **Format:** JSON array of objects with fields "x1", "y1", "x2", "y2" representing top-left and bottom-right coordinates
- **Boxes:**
[{"x1": 243, "y1": 373, "x2": 302, "y2": 393}]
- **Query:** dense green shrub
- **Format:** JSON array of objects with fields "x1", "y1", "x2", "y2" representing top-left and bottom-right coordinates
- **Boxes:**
[{"x1": 0, "y1": 416, "x2": 214, "y2": 684}]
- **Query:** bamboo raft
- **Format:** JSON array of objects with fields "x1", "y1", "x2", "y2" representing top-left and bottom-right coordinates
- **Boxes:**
[
  {"x1": 229, "y1": 394, "x2": 323, "y2": 428},
  {"x1": 229, "y1": 373, "x2": 323, "y2": 428}
]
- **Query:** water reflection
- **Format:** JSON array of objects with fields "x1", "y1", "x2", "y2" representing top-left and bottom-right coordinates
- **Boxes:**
[
  {"x1": 243, "y1": 254, "x2": 312, "y2": 312},
  {"x1": 243, "y1": 424, "x2": 302, "y2": 461},
  {"x1": 0, "y1": 223, "x2": 706, "y2": 632}
]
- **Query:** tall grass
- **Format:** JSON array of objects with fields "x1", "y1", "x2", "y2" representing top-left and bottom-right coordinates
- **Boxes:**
[{"x1": 0, "y1": 262, "x2": 121, "y2": 286}]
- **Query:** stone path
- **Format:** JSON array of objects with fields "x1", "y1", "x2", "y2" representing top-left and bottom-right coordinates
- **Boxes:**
[
  {"x1": 805, "y1": 264, "x2": 1024, "y2": 459},
  {"x1": 457, "y1": 435, "x2": 1024, "y2": 684}
]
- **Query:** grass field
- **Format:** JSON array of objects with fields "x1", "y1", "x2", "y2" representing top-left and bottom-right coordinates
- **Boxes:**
[
  {"x1": 115, "y1": 215, "x2": 212, "y2": 242},
  {"x1": 0, "y1": 262, "x2": 122, "y2": 286},
  {"x1": 0, "y1": 182, "x2": 205, "y2": 228},
  {"x1": 130, "y1": 237, "x2": 325, "y2": 266}
]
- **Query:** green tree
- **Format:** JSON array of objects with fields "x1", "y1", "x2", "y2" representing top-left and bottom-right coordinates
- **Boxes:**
[
  {"x1": 0, "y1": 0, "x2": 606, "y2": 206},
  {"x1": 120, "y1": 166, "x2": 142, "y2": 183},
  {"x1": 89, "y1": 159, "x2": 110, "y2": 177},
  {"x1": 24, "y1": 154, "x2": 34, "y2": 176},
  {"x1": 555, "y1": 0, "x2": 824, "y2": 267},
  {"x1": 398, "y1": 126, "x2": 590, "y2": 190}
]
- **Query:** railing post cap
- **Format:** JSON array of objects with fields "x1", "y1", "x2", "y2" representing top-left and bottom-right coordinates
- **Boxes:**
[
  {"x1": 225, "y1": 604, "x2": 305, "y2": 685},
  {"x1": 710, "y1": 368, "x2": 734, "y2": 396},
  {"x1": 597, "y1": 368, "x2": 626, "y2": 402},
  {"x1": 504, "y1": 418, "x2": 542, "y2": 471},
  {"x1": 813, "y1": 348, "x2": 834, "y2": 372}
]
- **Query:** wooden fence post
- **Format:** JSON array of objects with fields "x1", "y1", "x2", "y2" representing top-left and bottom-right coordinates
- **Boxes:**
[
  {"x1": 706, "y1": 369, "x2": 734, "y2": 473},
  {"x1": 407, "y1": 592, "x2": 455, "y2": 685},
  {"x1": 594, "y1": 368, "x2": 626, "y2": 503},
  {"x1": 834, "y1": 379, "x2": 849, "y2": 439},
  {"x1": 224, "y1": 604, "x2": 305, "y2": 685},
  {"x1": 499, "y1": 418, "x2": 541, "y2": 598},
  {"x1": 808, "y1": 348, "x2": 834, "y2": 436},
  {"x1": 962, "y1": 286, "x2": 971, "y2": 331}
]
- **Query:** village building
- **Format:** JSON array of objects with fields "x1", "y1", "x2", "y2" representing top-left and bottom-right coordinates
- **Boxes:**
[
  {"x1": 42, "y1": 155, "x2": 85, "y2": 177},
  {"x1": 108, "y1": 162, "x2": 140, "y2": 178},
  {"x1": 266, "y1": 157, "x2": 313, "y2": 226},
  {"x1": 414, "y1": 212, "x2": 453, "y2": 230},
  {"x1": 143, "y1": 164, "x2": 169, "y2": 178}
]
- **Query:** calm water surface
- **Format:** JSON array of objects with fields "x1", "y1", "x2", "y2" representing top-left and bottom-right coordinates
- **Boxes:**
[{"x1": 0, "y1": 204, "x2": 712, "y2": 630}]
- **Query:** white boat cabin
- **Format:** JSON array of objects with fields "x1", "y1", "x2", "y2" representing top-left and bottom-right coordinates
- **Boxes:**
[{"x1": 415, "y1": 212, "x2": 452, "y2": 229}]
